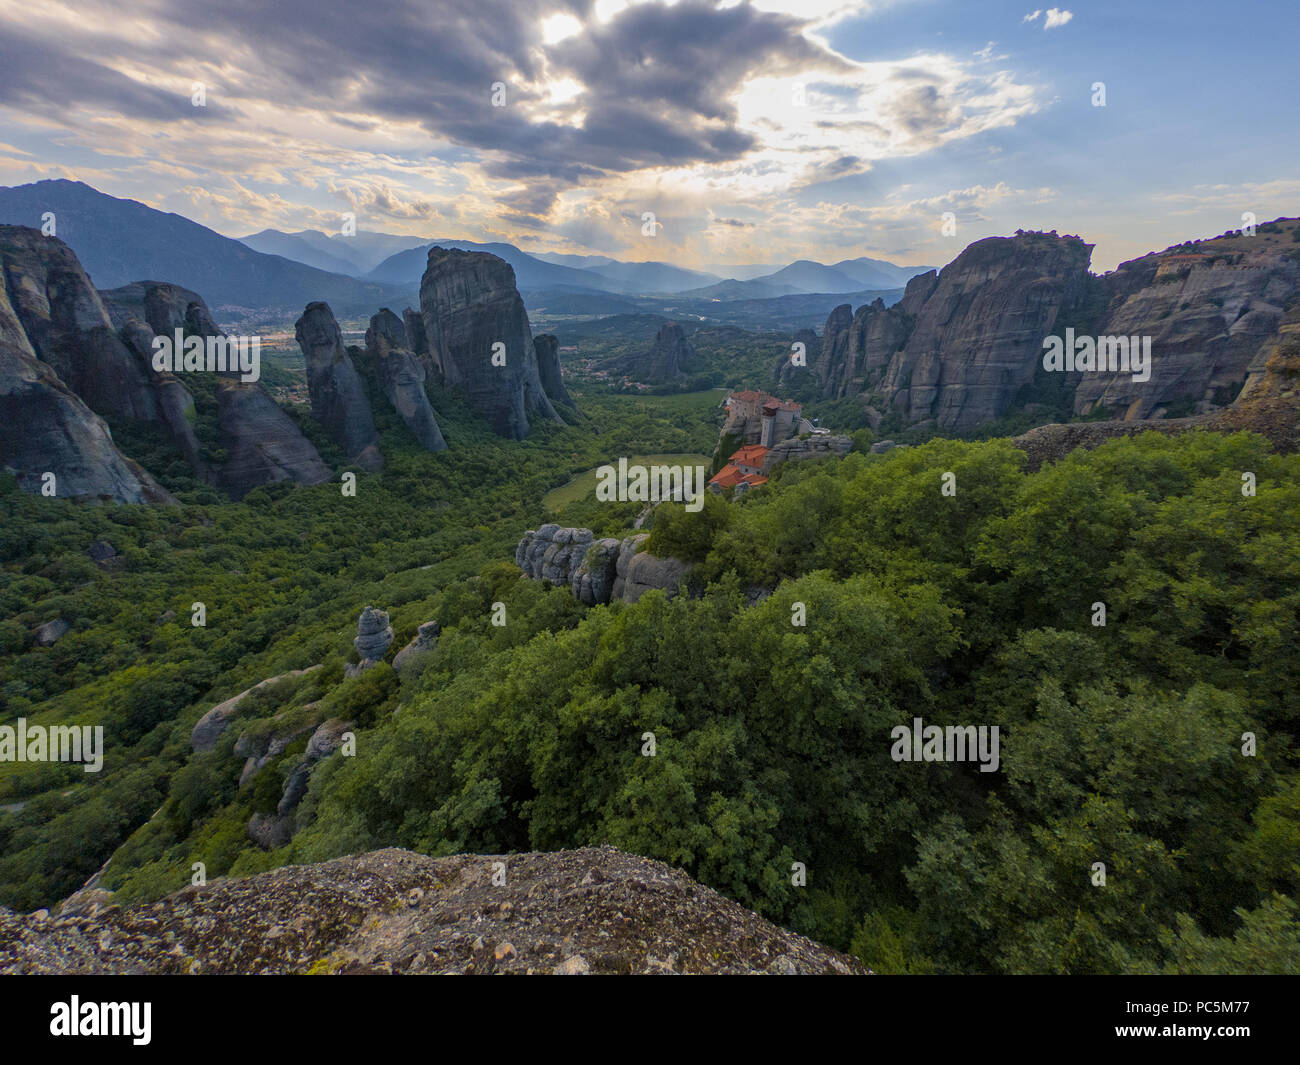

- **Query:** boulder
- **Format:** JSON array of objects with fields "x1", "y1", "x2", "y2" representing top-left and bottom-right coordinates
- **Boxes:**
[
  {"x1": 392, "y1": 621, "x2": 440, "y2": 674},
  {"x1": 34, "y1": 619, "x2": 70, "y2": 646},
  {"x1": 189, "y1": 667, "x2": 322, "y2": 752}
]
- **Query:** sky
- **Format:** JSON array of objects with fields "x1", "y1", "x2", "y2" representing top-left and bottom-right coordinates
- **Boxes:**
[{"x1": 0, "y1": 0, "x2": 1297, "y2": 273}]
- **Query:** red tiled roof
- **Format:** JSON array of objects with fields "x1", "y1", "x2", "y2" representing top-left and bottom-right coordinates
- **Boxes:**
[
  {"x1": 709, "y1": 465, "x2": 768, "y2": 489},
  {"x1": 727, "y1": 390, "x2": 802, "y2": 412},
  {"x1": 730, "y1": 444, "x2": 769, "y2": 467}
]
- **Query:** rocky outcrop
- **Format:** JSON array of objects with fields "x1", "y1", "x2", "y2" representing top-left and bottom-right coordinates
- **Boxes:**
[
  {"x1": 571, "y1": 536, "x2": 622, "y2": 607},
  {"x1": 613, "y1": 533, "x2": 692, "y2": 603},
  {"x1": 812, "y1": 222, "x2": 1300, "y2": 436},
  {"x1": 762, "y1": 434, "x2": 853, "y2": 471},
  {"x1": 99, "y1": 280, "x2": 221, "y2": 339},
  {"x1": 215, "y1": 379, "x2": 332, "y2": 499},
  {"x1": 0, "y1": 228, "x2": 175, "y2": 502},
  {"x1": 775, "y1": 327, "x2": 820, "y2": 389},
  {"x1": 189, "y1": 667, "x2": 322, "y2": 753},
  {"x1": 515, "y1": 527, "x2": 691, "y2": 605},
  {"x1": 0, "y1": 228, "x2": 158, "y2": 423},
  {"x1": 0, "y1": 847, "x2": 864, "y2": 975},
  {"x1": 1013, "y1": 333, "x2": 1300, "y2": 471},
  {"x1": 34, "y1": 619, "x2": 70, "y2": 646},
  {"x1": 621, "y1": 321, "x2": 694, "y2": 382},
  {"x1": 364, "y1": 308, "x2": 447, "y2": 453},
  {"x1": 419, "y1": 248, "x2": 562, "y2": 438},
  {"x1": 392, "y1": 621, "x2": 440, "y2": 674},
  {"x1": 346, "y1": 606, "x2": 393, "y2": 676},
  {"x1": 1072, "y1": 241, "x2": 1298, "y2": 420},
  {"x1": 533, "y1": 332, "x2": 575, "y2": 409},
  {"x1": 821, "y1": 232, "x2": 1093, "y2": 432},
  {"x1": 516, "y1": 524, "x2": 593, "y2": 587},
  {"x1": 295, "y1": 301, "x2": 383, "y2": 470},
  {"x1": 107, "y1": 279, "x2": 332, "y2": 498},
  {"x1": 102, "y1": 283, "x2": 210, "y2": 478},
  {"x1": 0, "y1": 338, "x2": 171, "y2": 503}
]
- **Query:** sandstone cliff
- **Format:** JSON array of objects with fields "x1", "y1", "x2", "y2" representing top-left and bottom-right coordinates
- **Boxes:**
[
  {"x1": 816, "y1": 232, "x2": 1093, "y2": 432},
  {"x1": 0, "y1": 847, "x2": 863, "y2": 975},
  {"x1": 296, "y1": 301, "x2": 384, "y2": 470},
  {"x1": 0, "y1": 228, "x2": 172, "y2": 502},
  {"x1": 533, "y1": 332, "x2": 576, "y2": 410},
  {"x1": 419, "y1": 248, "x2": 562, "y2": 438},
  {"x1": 621, "y1": 320, "x2": 694, "y2": 382},
  {"x1": 107, "y1": 279, "x2": 332, "y2": 498},
  {"x1": 364, "y1": 308, "x2": 447, "y2": 453},
  {"x1": 1073, "y1": 232, "x2": 1298, "y2": 420},
  {"x1": 814, "y1": 221, "x2": 1300, "y2": 436}
]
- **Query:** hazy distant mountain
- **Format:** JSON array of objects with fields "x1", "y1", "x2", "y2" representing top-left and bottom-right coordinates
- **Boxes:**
[
  {"x1": 0, "y1": 180, "x2": 414, "y2": 321},
  {"x1": 588, "y1": 260, "x2": 720, "y2": 293},
  {"x1": 702, "y1": 263, "x2": 783, "y2": 281},
  {"x1": 240, "y1": 228, "x2": 428, "y2": 275},
  {"x1": 367, "y1": 239, "x2": 609, "y2": 291},
  {"x1": 239, "y1": 229, "x2": 360, "y2": 275},
  {"x1": 369, "y1": 240, "x2": 720, "y2": 295},
  {"x1": 532, "y1": 251, "x2": 618, "y2": 269},
  {"x1": 830, "y1": 256, "x2": 935, "y2": 289},
  {"x1": 684, "y1": 256, "x2": 934, "y2": 298},
  {"x1": 679, "y1": 277, "x2": 799, "y2": 299}
]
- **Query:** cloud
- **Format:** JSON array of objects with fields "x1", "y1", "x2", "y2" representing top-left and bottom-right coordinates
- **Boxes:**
[
  {"x1": 0, "y1": 0, "x2": 1049, "y2": 262},
  {"x1": 1023, "y1": 8, "x2": 1072, "y2": 29}
]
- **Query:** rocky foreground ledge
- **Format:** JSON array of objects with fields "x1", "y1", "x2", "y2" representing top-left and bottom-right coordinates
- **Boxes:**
[{"x1": 0, "y1": 847, "x2": 863, "y2": 975}]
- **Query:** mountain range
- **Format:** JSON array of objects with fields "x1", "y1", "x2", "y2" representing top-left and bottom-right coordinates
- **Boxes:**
[
  {"x1": 0, "y1": 181, "x2": 414, "y2": 323},
  {"x1": 0, "y1": 180, "x2": 932, "y2": 328}
]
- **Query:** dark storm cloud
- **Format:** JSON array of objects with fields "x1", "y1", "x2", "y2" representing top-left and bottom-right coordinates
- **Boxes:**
[
  {"x1": 0, "y1": 0, "x2": 850, "y2": 212},
  {"x1": 0, "y1": 26, "x2": 240, "y2": 122}
]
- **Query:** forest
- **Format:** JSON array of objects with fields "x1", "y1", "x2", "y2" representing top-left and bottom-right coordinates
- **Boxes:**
[{"x1": 3, "y1": 369, "x2": 1295, "y2": 972}]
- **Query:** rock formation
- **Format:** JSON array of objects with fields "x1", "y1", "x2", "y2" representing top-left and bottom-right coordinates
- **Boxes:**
[
  {"x1": 364, "y1": 308, "x2": 447, "y2": 453},
  {"x1": 189, "y1": 667, "x2": 322, "y2": 753},
  {"x1": 346, "y1": 606, "x2": 393, "y2": 676},
  {"x1": 418, "y1": 248, "x2": 562, "y2": 438},
  {"x1": 0, "y1": 228, "x2": 158, "y2": 423},
  {"x1": 295, "y1": 301, "x2": 383, "y2": 470},
  {"x1": 621, "y1": 321, "x2": 694, "y2": 382},
  {"x1": 516, "y1": 526, "x2": 692, "y2": 606},
  {"x1": 612, "y1": 533, "x2": 692, "y2": 603},
  {"x1": 105, "y1": 279, "x2": 332, "y2": 498},
  {"x1": 1013, "y1": 332, "x2": 1300, "y2": 471},
  {"x1": 0, "y1": 227, "x2": 175, "y2": 502},
  {"x1": 1071, "y1": 241, "x2": 1298, "y2": 420},
  {"x1": 215, "y1": 379, "x2": 333, "y2": 499},
  {"x1": 812, "y1": 221, "x2": 1300, "y2": 436},
  {"x1": 392, "y1": 621, "x2": 440, "y2": 674},
  {"x1": 816, "y1": 232, "x2": 1093, "y2": 432},
  {"x1": 0, "y1": 847, "x2": 864, "y2": 974},
  {"x1": 533, "y1": 332, "x2": 576, "y2": 410}
]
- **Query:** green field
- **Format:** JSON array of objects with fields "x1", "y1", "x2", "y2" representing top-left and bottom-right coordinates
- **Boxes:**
[{"x1": 542, "y1": 452, "x2": 712, "y2": 511}]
